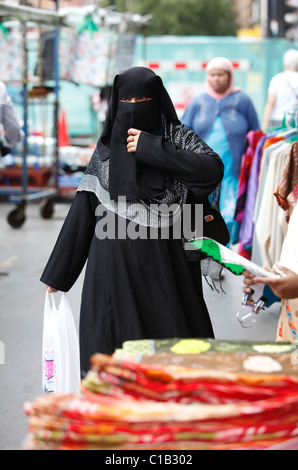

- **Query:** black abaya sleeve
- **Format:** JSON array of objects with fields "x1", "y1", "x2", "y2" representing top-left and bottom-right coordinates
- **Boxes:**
[
  {"x1": 135, "y1": 127, "x2": 224, "y2": 201},
  {"x1": 40, "y1": 191, "x2": 97, "y2": 292}
]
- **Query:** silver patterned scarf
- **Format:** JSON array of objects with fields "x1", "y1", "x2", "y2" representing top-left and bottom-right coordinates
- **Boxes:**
[{"x1": 77, "y1": 117, "x2": 221, "y2": 229}]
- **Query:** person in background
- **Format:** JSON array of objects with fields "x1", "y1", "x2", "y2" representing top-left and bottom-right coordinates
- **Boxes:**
[
  {"x1": 182, "y1": 57, "x2": 260, "y2": 245},
  {"x1": 262, "y1": 49, "x2": 298, "y2": 130},
  {"x1": 0, "y1": 80, "x2": 22, "y2": 157}
]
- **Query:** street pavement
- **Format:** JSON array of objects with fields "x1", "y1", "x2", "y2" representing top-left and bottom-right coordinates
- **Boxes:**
[{"x1": 0, "y1": 200, "x2": 281, "y2": 450}]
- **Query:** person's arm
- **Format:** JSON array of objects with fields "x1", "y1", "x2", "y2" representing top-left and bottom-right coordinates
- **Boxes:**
[
  {"x1": 1, "y1": 86, "x2": 22, "y2": 149},
  {"x1": 129, "y1": 126, "x2": 224, "y2": 200},
  {"x1": 262, "y1": 93, "x2": 276, "y2": 130},
  {"x1": 243, "y1": 265, "x2": 298, "y2": 299},
  {"x1": 41, "y1": 191, "x2": 97, "y2": 292}
]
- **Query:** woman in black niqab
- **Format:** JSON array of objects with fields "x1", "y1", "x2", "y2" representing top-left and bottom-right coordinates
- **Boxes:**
[
  {"x1": 102, "y1": 67, "x2": 180, "y2": 201},
  {"x1": 41, "y1": 67, "x2": 225, "y2": 376}
]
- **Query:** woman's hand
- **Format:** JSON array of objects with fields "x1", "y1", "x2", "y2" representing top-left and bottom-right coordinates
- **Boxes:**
[
  {"x1": 46, "y1": 285, "x2": 58, "y2": 293},
  {"x1": 242, "y1": 270, "x2": 258, "y2": 295},
  {"x1": 243, "y1": 266, "x2": 298, "y2": 300},
  {"x1": 127, "y1": 128, "x2": 141, "y2": 153}
]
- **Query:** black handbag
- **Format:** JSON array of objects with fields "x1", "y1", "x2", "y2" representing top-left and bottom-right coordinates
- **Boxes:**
[
  {"x1": 184, "y1": 202, "x2": 230, "y2": 261},
  {"x1": 202, "y1": 203, "x2": 230, "y2": 246}
]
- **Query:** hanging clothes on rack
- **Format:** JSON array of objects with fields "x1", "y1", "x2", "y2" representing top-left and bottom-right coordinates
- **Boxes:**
[
  {"x1": 0, "y1": 33, "x2": 23, "y2": 82},
  {"x1": 237, "y1": 131, "x2": 285, "y2": 259},
  {"x1": 274, "y1": 141, "x2": 298, "y2": 220},
  {"x1": 235, "y1": 127, "x2": 298, "y2": 266},
  {"x1": 234, "y1": 130, "x2": 264, "y2": 259},
  {"x1": 59, "y1": 29, "x2": 118, "y2": 87},
  {"x1": 235, "y1": 130, "x2": 265, "y2": 224},
  {"x1": 287, "y1": 183, "x2": 298, "y2": 211},
  {"x1": 252, "y1": 140, "x2": 290, "y2": 267}
]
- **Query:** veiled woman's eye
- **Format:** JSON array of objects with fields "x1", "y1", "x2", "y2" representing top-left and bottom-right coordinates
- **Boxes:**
[{"x1": 120, "y1": 97, "x2": 153, "y2": 103}]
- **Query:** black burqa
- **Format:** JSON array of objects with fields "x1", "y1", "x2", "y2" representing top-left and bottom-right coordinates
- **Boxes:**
[{"x1": 41, "y1": 67, "x2": 224, "y2": 375}]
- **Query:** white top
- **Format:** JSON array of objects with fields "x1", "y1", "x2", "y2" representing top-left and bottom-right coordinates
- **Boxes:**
[
  {"x1": 0, "y1": 80, "x2": 22, "y2": 149},
  {"x1": 254, "y1": 142, "x2": 290, "y2": 268},
  {"x1": 279, "y1": 203, "x2": 298, "y2": 275},
  {"x1": 268, "y1": 70, "x2": 298, "y2": 122}
]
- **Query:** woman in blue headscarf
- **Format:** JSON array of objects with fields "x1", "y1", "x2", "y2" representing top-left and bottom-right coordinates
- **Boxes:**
[{"x1": 182, "y1": 57, "x2": 260, "y2": 244}]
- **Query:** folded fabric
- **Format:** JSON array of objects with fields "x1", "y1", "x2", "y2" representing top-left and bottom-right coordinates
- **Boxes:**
[
  {"x1": 24, "y1": 346, "x2": 298, "y2": 451},
  {"x1": 24, "y1": 387, "x2": 298, "y2": 450}
]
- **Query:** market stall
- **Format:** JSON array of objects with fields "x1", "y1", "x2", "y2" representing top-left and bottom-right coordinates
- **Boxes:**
[
  {"x1": 0, "y1": 1, "x2": 62, "y2": 227},
  {"x1": 24, "y1": 338, "x2": 298, "y2": 451}
]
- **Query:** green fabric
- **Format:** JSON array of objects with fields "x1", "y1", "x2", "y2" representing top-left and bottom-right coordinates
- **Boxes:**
[
  {"x1": 78, "y1": 14, "x2": 99, "y2": 36},
  {"x1": 190, "y1": 238, "x2": 245, "y2": 275},
  {"x1": 0, "y1": 24, "x2": 8, "y2": 39}
]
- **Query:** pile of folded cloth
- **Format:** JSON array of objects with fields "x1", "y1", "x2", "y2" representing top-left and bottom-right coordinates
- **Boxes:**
[{"x1": 24, "y1": 339, "x2": 298, "y2": 450}]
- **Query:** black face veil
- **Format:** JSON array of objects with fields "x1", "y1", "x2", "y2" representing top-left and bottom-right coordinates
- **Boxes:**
[{"x1": 99, "y1": 67, "x2": 180, "y2": 201}]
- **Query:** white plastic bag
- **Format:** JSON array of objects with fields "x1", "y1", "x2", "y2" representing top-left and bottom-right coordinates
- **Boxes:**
[{"x1": 42, "y1": 292, "x2": 81, "y2": 395}]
